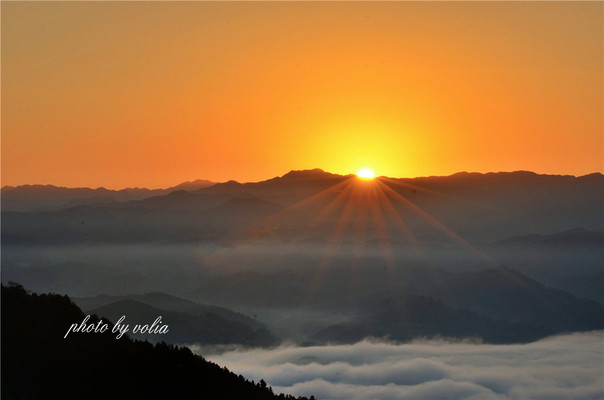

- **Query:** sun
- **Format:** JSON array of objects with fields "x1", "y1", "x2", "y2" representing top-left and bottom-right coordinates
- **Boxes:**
[{"x1": 357, "y1": 168, "x2": 376, "y2": 180}]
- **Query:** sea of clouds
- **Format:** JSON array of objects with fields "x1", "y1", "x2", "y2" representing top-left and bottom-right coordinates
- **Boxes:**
[{"x1": 199, "y1": 331, "x2": 604, "y2": 400}]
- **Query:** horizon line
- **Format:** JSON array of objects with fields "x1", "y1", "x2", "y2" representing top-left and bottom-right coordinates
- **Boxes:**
[{"x1": 2, "y1": 169, "x2": 603, "y2": 192}]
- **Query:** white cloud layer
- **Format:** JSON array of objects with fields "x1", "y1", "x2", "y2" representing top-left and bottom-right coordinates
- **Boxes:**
[{"x1": 198, "y1": 331, "x2": 604, "y2": 400}]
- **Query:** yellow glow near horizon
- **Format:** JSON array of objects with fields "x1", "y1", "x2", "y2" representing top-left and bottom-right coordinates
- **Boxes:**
[{"x1": 357, "y1": 168, "x2": 376, "y2": 180}]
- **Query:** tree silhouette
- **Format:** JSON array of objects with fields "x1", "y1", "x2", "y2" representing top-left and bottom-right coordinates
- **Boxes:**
[{"x1": 1, "y1": 283, "x2": 313, "y2": 400}]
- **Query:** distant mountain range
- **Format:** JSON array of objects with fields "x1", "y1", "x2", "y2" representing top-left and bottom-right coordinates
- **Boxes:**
[
  {"x1": 2, "y1": 169, "x2": 602, "y2": 346},
  {"x1": 311, "y1": 294, "x2": 553, "y2": 344},
  {"x1": 73, "y1": 292, "x2": 278, "y2": 346},
  {"x1": 190, "y1": 260, "x2": 603, "y2": 344},
  {"x1": 1, "y1": 179, "x2": 215, "y2": 211},
  {"x1": 483, "y1": 228, "x2": 604, "y2": 303},
  {"x1": 2, "y1": 169, "x2": 602, "y2": 244},
  {"x1": 494, "y1": 227, "x2": 604, "y2": 247}
]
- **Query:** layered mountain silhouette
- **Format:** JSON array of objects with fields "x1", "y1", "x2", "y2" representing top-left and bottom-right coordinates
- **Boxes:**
[
  {"x1": 1, "y1": 179, "x2": 215, "y2": 212},
  {"x1": 190, "y1": 262, "x2": 603, "y2": 343},
  {"x1": 2, "y1": 169, "x2": 602, "y2": 345},
  {"x1": 3, "y1": 170, "x2": 602, "y2": 244},
  {"x1": 493, "y1": 227, "x2": 604, "y2": 247}
]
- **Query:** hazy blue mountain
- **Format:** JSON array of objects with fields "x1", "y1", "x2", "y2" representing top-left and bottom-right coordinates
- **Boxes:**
[
  {"x1": 494, "y1": 228, "x2": 604, "y2": 247},
  {"x1": 188, "y1": 261, "x2": 603, "y2": 342},
  {"x1": 311, "y1": 295, "x2": 552, "y2": 344},
  {"x1": 427, "y1": 266, "x2": 604, "y2": 332},
  {"x1": 484, "y1": 228, "x2": 604, "y2": 303},
  {"x1": 1, "y1": 191, "x2": 288, "y2": 244},
  {"x1": 1, "y1": 179, "x2": 215, "y2": 212},
  {"x1": 74, "y1": 292, "x2": 278, "y2": 346},
  {"x1": 88, "y1": 300, "x2": 278, "y2": 346},
  {"x1": 114, "y1": 190, "x2": 232, "y2": 212}
]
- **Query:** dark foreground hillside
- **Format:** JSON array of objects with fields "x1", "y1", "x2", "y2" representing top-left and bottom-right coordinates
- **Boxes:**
[{"x1": 1, "y1": 283, "x2": 312, "y2": 400}]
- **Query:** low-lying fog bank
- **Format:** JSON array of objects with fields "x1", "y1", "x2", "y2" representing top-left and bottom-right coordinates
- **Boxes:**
[{"x1": 199, "y1": 332, "x2": 604, "y2": 400}]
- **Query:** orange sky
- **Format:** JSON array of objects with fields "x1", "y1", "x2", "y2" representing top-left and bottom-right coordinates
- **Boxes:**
[{"x1": 2, "y1": 2, "x2": 602, "y2": 189}]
